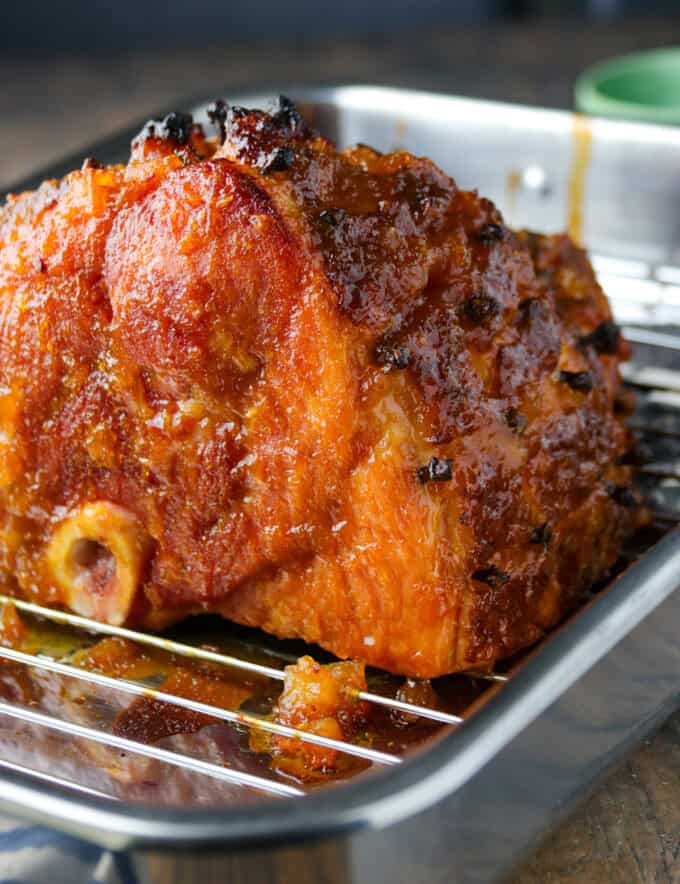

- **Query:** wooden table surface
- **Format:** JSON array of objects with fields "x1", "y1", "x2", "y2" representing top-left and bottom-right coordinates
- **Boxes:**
[{"x1": 1, "y1": 17, "x2": 678, "y2": 883}]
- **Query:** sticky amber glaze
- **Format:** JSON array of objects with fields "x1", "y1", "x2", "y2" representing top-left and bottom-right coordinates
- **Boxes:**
[
  {"x1": 69, "y1": 635, "x2": 257, "y2": 745},
  {"x1": 0, "y1": 99, "x2": 633, "y2": 677},
  {"x1": 566, "y1": 115, "x2": 593, "y2": 245},
  {"x1": 0, "y1": 603, "x2": 26, "y2": 647}
]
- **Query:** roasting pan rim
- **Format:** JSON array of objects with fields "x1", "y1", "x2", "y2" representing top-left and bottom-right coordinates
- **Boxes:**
[{"x1": 6, "y1": 80, "x2": 680, "y2": 199}]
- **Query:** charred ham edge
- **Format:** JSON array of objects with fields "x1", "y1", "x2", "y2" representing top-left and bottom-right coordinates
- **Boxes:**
[
  {"x1": 142, "y1": 94, "x2": 304, "y2": 158},
  {"x1": 135, "y1": 111, "x2": 197, "y2": 148}
]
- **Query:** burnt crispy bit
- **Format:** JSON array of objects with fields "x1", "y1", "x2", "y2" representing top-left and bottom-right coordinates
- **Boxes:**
[
  {"x1": 275, "y1": 95, "x2": 304, "y2": 130},
  {"x1": 505, "y1": 408, "x2": 527, "y2": 434},
  {"x1": 207, "y1": 98, "x2": 229, "y2": 144},
  {"x1": 530, "y1": 522, "x2": 552, "y2": 547},
  {"x1": 81, "y1": 157, "x2": 103, "y2": 170},
  {"x1": 462, "y1": 291, "x2": 500, "y2": 324},
  {"x1": 559, "y1": 370, "x2": 594, "y2": 393},
  {"x1": 417, "y1": 457, "x2": 453, "y2": 484},
  {"x1": 161, "y1": 112, "x2": 194, "y2": 144},
  {"x1": 478, "y1": 223, "x2": 505, "y2": 243},
  {"x1": 375, "y1": 342, "x2": 409, "y2": 370},
  {"x1": 135, "y1": 120, "x2": 157, "y2": 143},
  {"x1": 262, "y1": 146, "x2": 296, "y2": 174},
  {"x1": 471, "y1": 566, "x2": 510, "y2": 588},
  {"x1": 579, "y1": 319, "x2": 621, "y2": 355},
  {"x1": 606, "y1": 483, "x2": 636, "y2": 507},
  {"x1": 224, "y1": 104, "x2": 249, "y2": 123},
  {"x1": 136, "y1": 111, "x2": 195, "y2": 147}
]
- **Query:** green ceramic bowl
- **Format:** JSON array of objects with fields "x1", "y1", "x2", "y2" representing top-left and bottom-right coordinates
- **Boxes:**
[{"x1": 575, "y1": 47, "x2": 680, "y2": 125}]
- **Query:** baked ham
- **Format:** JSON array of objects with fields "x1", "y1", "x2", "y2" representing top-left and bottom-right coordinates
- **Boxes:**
[{"x1": 0, "y1": 98, "x2": 633, "y2": 677}]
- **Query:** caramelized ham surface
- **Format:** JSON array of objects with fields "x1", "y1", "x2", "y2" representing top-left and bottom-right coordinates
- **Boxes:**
[{"x1": 0, "y1": 98, "x2": 633, "y2": 676}]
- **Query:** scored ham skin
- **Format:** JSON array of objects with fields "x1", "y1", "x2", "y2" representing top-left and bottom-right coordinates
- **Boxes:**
[{"x1": 0, "y1": 99, "x2": 633, "y2": 677}]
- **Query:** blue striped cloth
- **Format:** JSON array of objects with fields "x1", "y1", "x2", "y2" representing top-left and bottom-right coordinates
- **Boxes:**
[{"x1": 0, "y1": 817, "x2": 140, "y2": 884}]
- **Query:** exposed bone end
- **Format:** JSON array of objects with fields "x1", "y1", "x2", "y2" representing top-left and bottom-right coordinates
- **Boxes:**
[{"x1": 46, "y1": 502, "x2": 151, "y2": 625}]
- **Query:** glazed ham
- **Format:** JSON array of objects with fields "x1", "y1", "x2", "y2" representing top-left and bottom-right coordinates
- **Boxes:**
[{"x1": 0, "y1": 98, "x2": 633, "y2": 677}]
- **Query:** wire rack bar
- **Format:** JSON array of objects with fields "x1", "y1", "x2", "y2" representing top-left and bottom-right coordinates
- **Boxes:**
[
  {"x1": 0, "y1": 595, "x2": 284, "y2": 680},
  {"x1": 0, "y1": 700, "x2": 303, "y2": 797},
  {"x1": 0, "y1": 595, "x2": 464, "y2": 726},
  {"x1": 650, "y1": 510, "x2": 680, "y2": 524},
  {"x1": 621, "y1": 364, "x2": 680, "y2": 393},
  {"x1": 623, "y1": 327, "x2": 680, "y2": 352},
  {"x1": 629, "y1": 422, "x2": 680, "y2": 440},
  {"x1": 0, "y1": 644, "x2": 401, "y2": 767},
  {"x1": 645, "y1": 391, "x2": 680, "y2": 410},
  {"x1": 638, "y1": 463, "x2": 680, "y2": 481}
]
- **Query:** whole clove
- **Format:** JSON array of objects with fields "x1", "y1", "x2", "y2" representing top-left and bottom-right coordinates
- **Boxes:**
[
  {"x1": 530, "y1": 522, "x2": 553, "y2": 547},
  {"x1": 417, "y1": 457, "x2": 453, "y2": 484},
  {"x1": 477, "y1": 223, "x2": 505, "y2": 243},
  {"x1": 579, "y1": 320, "x2": 621, "y2": 355},
  {"x1": 471, "y1": 566, "x2": 510, "y2": 588},
  {"x1": 376, "y1": 342, "x2": 410, "y2": 370},
  {"x1": 559, "y1": 370, "x2": 594, "y2": 392}
]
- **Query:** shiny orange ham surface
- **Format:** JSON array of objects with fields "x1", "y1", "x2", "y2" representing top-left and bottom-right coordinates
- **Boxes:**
[{"x1": 0, "y1": 99, "x2": 633, "y2": 676}]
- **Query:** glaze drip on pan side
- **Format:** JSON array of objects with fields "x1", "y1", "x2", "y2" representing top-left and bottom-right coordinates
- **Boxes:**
[{"x1": 0, "y1": 97, "x2": 634, "y2": 678}]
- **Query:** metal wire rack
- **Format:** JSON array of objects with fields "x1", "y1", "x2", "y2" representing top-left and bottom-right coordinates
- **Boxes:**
[
  {"x1": 0, "y1": 593, "x2": 483, "y2": 798},
  {"x1": 0, "y1": 312, "x2": 678, "y2": 803}
]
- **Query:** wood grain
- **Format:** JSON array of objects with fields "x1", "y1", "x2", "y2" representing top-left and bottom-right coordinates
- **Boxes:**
[
  {"x1": 0, "y1": 18, "x2": 678, "y2": 881},
  {"x1": 515, "y1": 713, "x2": 680, "y2": 884}
]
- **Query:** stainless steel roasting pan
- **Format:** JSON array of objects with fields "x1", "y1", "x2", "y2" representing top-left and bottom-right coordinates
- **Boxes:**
[{"x1": 1, "y1": 85, "x2": 679, "y2": 884}]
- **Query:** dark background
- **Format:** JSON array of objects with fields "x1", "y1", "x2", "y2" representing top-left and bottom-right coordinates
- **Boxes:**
[{"x1": 1, "y1": 0, "x2": 679, "y2": 49}]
